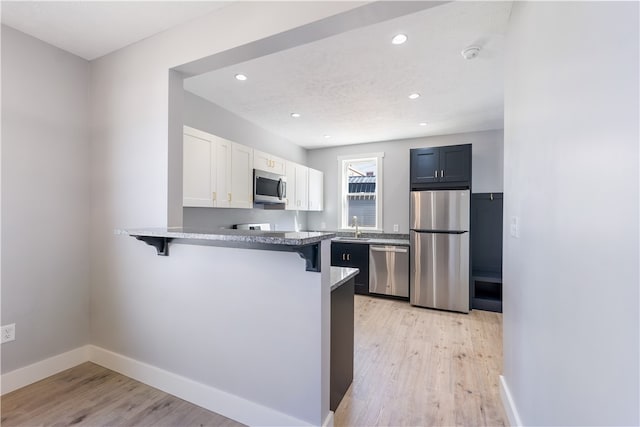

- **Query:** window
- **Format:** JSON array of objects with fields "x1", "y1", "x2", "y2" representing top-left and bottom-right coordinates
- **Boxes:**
[{"x1": 338, "y1": 153, "x2": 384, "y2": 231}]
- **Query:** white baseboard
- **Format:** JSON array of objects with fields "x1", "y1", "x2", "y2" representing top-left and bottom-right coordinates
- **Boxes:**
[
  {"x1": 323, "y1": 410, "x2": 334, "y2": 427},
  {"x1": 1, "y1": 345, "x2": 326, "y2": 426},
  {"x1": 1, "y1": 345, "x2": 91, "y2": 395},
  {"x1": 88, "y1": 345, "x2": 314, "y2": 427},
  {"x1": 500, "y1": 375, "x2": 523, "y2": 427}
]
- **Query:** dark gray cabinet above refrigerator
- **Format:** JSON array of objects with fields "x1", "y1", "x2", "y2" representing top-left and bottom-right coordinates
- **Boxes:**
[{"x1": 410, "y1": 144, "x2": 471, "y2": 190}]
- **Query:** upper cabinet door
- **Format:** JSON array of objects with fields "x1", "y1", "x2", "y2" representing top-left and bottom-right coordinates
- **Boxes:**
[
  {"x1": 410, "y1": 144, "x2": 471, "y2": 190},
  {"x1": 308, "y1": 168, "x2": 324, "y2": 211},
  {"x1": 183, "y1": 127, "x2": 214, "y2": 208},
  {"x1": 230, "y1": 142, "x2": 253, "y2": 208},
  {"x1": 284, "y1": 160, "x2": 297, "y2": 211},
  {"x1": 440, "y1": 144, "x2": 471, "y2": 184},
  {"x1": 410, "y1": 148, "x2": 439, "y2": 185},
  {"x1": 253, "y1": 149, "x2": 286, "y2": 175},
  {"x1": 211, "y1": 136, "x2": 232, "y2": 208},
  {"x1": 294, "y1": 163, "x2": 309, "y2": 210}
]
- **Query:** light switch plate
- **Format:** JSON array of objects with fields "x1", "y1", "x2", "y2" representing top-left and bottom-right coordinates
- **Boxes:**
[
  {"x1": 393, "y1": 224, "x2": 399, "y2": 232},
  {"x1": 510, "y1": 216, "x2": 520, "y2": 238}
]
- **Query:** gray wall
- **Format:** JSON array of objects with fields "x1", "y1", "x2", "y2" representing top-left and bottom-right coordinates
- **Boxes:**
[
  {"x1": 1, "y1": 26, "x2": 90, "y2": 373},
  {"x1": 183, "y1": 91, "x2": 307, "y2": 231},
  {"x1": 88, "y1": 2, "x2": 358, "y2": 424},
  {"x1": 503, "y1": 2, "x2": 639, "y2": 425},
  {"x1": 306, "y1": 129, "x2": 503, "y2": 233}
]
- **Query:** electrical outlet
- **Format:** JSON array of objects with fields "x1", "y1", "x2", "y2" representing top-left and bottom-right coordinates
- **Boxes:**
[
  {"x1": 393, "y1": 224, "x2": 399, "y2": 232},
  {"x1": 1, "y1": 323, "x2": 15, "y2": 343}
]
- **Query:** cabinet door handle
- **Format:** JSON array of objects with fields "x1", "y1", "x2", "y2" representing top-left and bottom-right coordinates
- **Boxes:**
[
  {"x1": 441, "y1": 169, "x2": 444, "y2": 178},
  {"x1": 228, "y1": 193, "x2": 232, "y2": 202},
  {"x1": 435, "y1": 170, "x2": 438, "y2": 178},
  {"x1": 212, "y1": 192, "x2": 216, "y2": 201},
  {"x1": 342, "y1": 253, "x2": 345, "y2": 261},
  {"x1": 347, "y1": 254, "x2": 351, "y2": 261}
]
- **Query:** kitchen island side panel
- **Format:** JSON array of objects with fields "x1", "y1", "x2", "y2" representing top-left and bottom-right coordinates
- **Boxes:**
[{"x1": 91, "y1": 237, "x2": 331, "y2": 426}]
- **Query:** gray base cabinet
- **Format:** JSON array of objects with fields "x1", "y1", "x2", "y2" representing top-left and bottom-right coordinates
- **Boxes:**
[
  {"x1": 330, "y1": 278, "x2": 354, "y2": 411},
  {"x1": 331, "y1": 242, "x2": 369, "y2": 295}
]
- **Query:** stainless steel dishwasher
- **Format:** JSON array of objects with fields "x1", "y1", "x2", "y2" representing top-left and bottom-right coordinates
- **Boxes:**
[{"x1": 369, "y1": 245, "x2": 409, "y2": 298}]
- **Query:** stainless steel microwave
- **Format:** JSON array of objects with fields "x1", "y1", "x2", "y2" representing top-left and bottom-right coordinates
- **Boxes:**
[{"x1": 253, "y1": 169, "x2": 286, "y2": 205}]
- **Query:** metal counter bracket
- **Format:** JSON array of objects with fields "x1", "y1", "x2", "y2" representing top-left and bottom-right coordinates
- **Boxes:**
[
  {"x1": 130, "y1": 235, "x2": 322, "y2": 272},
  {"x1": 294, "y1": 243, "x2": 321, "y2": 272},
  {"x1": 135, "y1": 236, "x2": 172, "y2": 256}
]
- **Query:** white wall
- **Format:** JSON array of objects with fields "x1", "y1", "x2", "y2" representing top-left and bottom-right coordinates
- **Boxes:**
[
  {"x1": 502, "y1": 2, "x2": 639, "y2": 426},
  {"x1": 1, "y1": 26, "x2": 90, "y2": 373},
  {"x1": 184, "y1": 91, "x2": 307, "y2": 164},
  {"x1": 307, "y1": 129, "x2": 503, "y2": 232},
  {"x1": 182, "y1": 91, "x2": 307, "y2": 231}
]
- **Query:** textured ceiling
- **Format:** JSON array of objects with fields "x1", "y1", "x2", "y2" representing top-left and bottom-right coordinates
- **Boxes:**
[
  {"x1": 1, "y1": 1, "x2": 230, "y2": 60},
  {"x1": 184, "y1": 1, "x2": 512, "y2": 149}
]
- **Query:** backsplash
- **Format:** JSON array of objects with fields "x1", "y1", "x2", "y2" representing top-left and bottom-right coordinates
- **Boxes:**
[{"x1": 184, "y1": 207, "x2": 307, "y2": 231}]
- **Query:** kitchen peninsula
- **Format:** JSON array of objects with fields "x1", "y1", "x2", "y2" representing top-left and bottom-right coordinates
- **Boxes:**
[{"x1": 122, "y1": 227, "x2": 349, "y2": 426}]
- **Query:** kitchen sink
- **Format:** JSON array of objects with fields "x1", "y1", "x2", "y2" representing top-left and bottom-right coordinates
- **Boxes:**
[{"x1": 334, "y1": 237, "x2": 370, "y2": 242}]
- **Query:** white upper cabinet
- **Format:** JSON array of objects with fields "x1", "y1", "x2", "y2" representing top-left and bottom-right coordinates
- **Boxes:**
[
  {"x1": 230, "y1": 142, "x2": 254, "y2": 209},
  {"x1": 293, "y1": 162, "x2": 309, "y2": 211},
  {"x1": 308, "y1": 168, "x2": 324, "y2": 211},
  {"x1": 184, "y1": 126, "x2": 322, "y2": 211},
  {"x1": 212, "y1": 136, "x2": 232, "y2": 208},
  {"x1": 183, "y1": 126, "x2": 252, "y2": 209},
  {"x1": 285, "y1": 161, "x2": 324, "y2": 212},
  {"x1": 284, "y1": 160, "x2": 297, "y2": 211},
  {"x1": 253, "y1": 149, "x2": 286, "y2": 175},
  {"x1": 183, "y1": 126, "x2": 215, "y2": 208}
]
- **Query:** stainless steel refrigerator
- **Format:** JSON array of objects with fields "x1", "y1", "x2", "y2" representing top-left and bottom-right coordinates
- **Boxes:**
[{"x1": 410, "y1": 190, "x2": 470, "y2": 313}]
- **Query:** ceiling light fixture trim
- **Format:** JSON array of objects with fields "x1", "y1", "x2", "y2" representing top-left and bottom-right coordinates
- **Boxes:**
[
  {"x1": 235, "y1": 74, "x2": 247, "y2": 81},
  {"x1": 408, "y1": 93, "x2": 421, "y2": 99},
  {"x1": 391, "y1": 33, "x2": 408, "y2": 45}
]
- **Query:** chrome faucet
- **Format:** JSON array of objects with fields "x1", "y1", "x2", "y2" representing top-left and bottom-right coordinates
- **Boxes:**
[{"x1": 352, "y1": 216, "x2": 361, "y2": 238}]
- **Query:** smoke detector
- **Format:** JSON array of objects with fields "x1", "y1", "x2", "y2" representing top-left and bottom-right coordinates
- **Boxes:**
[{"x1": 461, "y1": 46, "x2": 481, "y2": 60}]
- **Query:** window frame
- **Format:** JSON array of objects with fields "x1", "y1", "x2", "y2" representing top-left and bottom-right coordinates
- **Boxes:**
[{"x1": 337, "y1": 152, "x2": 384, "y2": 232}]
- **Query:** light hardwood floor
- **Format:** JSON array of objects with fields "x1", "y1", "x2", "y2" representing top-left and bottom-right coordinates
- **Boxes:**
[
  {"x1": 1, "y1": 296, "x2": 506, "y2": 426},
  {"x1": 334, "y1": 295, "x2": 507, "y2": 426},
  {"x1": 0, "y1": 362, "x2": 244, "y2": 427}
]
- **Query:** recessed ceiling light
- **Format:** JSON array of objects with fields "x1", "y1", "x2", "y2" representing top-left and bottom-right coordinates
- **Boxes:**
[
  {"x1": 324, "y1": 135, "x2": 332, "y2": 139},
  {"x1": 408, "y1": 93, "x2": 420, "y2": 100},
  {"x1": 461, "y1": 46, "x2": 481, "y2": 60},
  {"x1": 234, "y1": 74, "x2": 247, "y2": 81},
  {"x1": 391, "y1": 33, "x2": 408, "y2": 45},
  {"x1": 290, "y1": 113, "x2": 301, "y2": 118},
  {"x1": 419, "y1": 122, "x2": 428, "y2": 126}
]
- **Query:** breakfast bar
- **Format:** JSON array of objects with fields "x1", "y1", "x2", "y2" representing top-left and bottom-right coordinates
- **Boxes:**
[{"x1": 123, "y1": 227, "x2": 353, "y2": 426}]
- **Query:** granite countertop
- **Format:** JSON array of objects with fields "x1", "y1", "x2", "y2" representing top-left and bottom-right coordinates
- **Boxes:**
[
  {"x1": 304, "y1": 230, "x2": 410, "y2": 246},
  {"x1": 330, "y1": 267, "x2": 359, "y2": 291},
  {"x1": 124, "y1": 227, "x2": 335, "y2": 246},
  {"x1": 331, "y1": 236, "x2": 410, "y2": 246}
]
